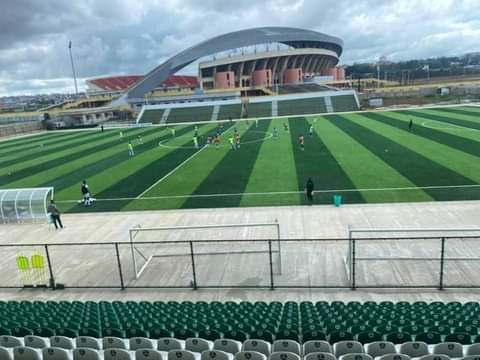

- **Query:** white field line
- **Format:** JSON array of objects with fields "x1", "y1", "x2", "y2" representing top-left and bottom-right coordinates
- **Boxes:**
[
  {"x1": 421, "y1": 119, "x2": 480, "y2": 132},
  {"x1": 135, "y1": 145, "x2": 208, "y2": 199},
  {"x1": 55, "y1": 183, "x2": 480, "y2": 204}
]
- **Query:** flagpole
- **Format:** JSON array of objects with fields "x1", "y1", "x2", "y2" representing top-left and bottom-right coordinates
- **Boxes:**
[{"x1": 68, "y1": 40, "x2": 79, "y2": 96}]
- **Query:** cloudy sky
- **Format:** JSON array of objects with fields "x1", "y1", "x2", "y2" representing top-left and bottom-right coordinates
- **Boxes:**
[{"x1": 0, "y1": 0, "x2": 479, "y2": 96}]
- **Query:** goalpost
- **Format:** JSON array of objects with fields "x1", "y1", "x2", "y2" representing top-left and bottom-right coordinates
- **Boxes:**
[
  {"x1": 344, "y1": 226, "x2": 480, "y2": 288},
  {"x1": 129, "y1": 221, "x2": 282, "y2": 281}
]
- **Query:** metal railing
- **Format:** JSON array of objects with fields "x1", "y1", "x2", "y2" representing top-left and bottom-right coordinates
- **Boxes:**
[{"x1": 1, "y1": 235, "x2": 480, "y2": 290}]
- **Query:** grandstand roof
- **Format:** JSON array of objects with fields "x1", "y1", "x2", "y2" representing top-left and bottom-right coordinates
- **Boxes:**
[
  {"x1": 89, "y1": 75, "x2": 198, "y2": 92},
  {"x1": 118, "y1": 27, "x2": 343, "y2": 103}
]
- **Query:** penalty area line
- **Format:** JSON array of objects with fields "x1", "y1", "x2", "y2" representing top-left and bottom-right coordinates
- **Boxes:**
[{"x1": 136, "y1": 145, "x2": 208, "y2": 199}]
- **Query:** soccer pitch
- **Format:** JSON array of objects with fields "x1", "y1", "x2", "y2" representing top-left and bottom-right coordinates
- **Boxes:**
[{"x1": 1, "y1": 105, "x2": 480, "y2": 213}]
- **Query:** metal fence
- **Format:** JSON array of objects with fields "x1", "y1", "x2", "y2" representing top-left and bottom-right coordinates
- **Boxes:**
[{"x1": 2, "y1": 235, "x2": 480, "y2": 290}]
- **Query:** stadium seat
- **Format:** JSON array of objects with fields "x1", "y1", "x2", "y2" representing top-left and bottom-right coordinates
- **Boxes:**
[
  {"x1": 186, "y1": 339, "x2": 213, "y2": 353},
  {"x1": 13, "y1": 347, "x2": 41, "y2": 360},
  {"x1": 233, "y1": 351, "x2": 266, "y2": 360},
  {"x1": 135, "y1": 350, "x2": 167, "y2": 360},
  {"x1": 415, "y1": 333, "x2": 441, "y2": 345},
  {"x1": 338, "y1": 354, "x2": 373, "y2": 360},
  {"x1": 0, "y1": 336, "x2": 23, "y2": 348},
  {"x1": 73, "y1": 349, "x2": 102, "y2": 360},
  {"x1": 75, "y1": 337, "x2": 102, "y2": 350},
  {"x1": 24, "y1": 336, "x2": 49, "y2": 349},
  {"x1": 376, "y1": 355, "x2": 410, "y2": 360},
  {"x1": 269, "y1": 352, "x2": 301, "y2": 360},
  {"x1": 303, "y1": 341, "x2": 332, "y2": 356},
  {"x1": 103, "y1": 337, "x2": 128, "y2": 350},
  {"x1": 0, "y1": 347, "x2": 12, "y2": 360},
  {"x1": 49, "y1": 337, "x2": 75, "y2": 351},
  {"x1": 432, "y1": 342, "x2": 463, "y2": 358},
  {"x1": 104, "y1": 349, "x2": 133, "y2": 360},
  {"x1": 272, "y1": 341, "x2": 301, "y2": 356},
  {"x1": 42, "y1": 347, "x2": 72, "y2": 360},
  {"x1": 167, "y1": 350, "x2": 199, "y2": 360},
  {"x1": 398, "y1": 343, "x2": 429, "y2": 358},
  {"x1": 200, "y1": 350, "x2": 233, "y2": 360},
  {"x1": 130, "y1": 338, "x2": 155, "y2": 350},
  {"x1": 462, "y1": 357, "x2": 480, "y2": 360},
  {"x1": 364, "y1": 341, "x2": 396, "y2": 358},
  {"x1": 304, "y1": 353, "x2": 336, "y2": 360},
  {"x1": 159, "y1": 339, "x2": 185, "y2": 352},
  {"x1": 414, "y1": 355, "x2": 449, "y2": 360},
  {"x1": 333, "y1": 341, "x2": 364, "y2": 357},
  {"x1": 444, "y1": 333, "x2": 472, "y2": 345},
  {"x1": 213, "y1": 340, "x2": 242, "y2": 355},
  {"x1": 242, "y1": 340, "x2": 271, "y2": 357},
  {"x1": 466, "y1": 344, "x2": 480, "y2": 356},
  {"x1": 386, "y1": 333, "x2": 413, "y2": 344}
]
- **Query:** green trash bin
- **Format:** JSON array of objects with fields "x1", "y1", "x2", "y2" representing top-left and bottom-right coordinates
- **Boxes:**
[{"x1": 333, "y1": 194, "x2": 342, "y2": 207}]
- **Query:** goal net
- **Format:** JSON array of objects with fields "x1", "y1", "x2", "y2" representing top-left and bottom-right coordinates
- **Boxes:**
[{"x1": 128, "y1": 221, "x2": 281, "y2": 287}]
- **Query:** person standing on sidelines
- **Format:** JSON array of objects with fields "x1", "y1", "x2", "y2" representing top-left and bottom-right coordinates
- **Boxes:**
[
  {"x1": 229, "y1": 136, "x2": 235, "y2": 150},
  {"x1": 47, "y1": 200, "x2": 64, "y2": 230},
  {"x1": 306, "y1": 178, "x2": 314, "y2": 204},
  {"x1": 214, "y1": 135, "x2": 220, "y2": 149},
  {"x1": 119, "y1": 130, "x2": 123, "y2": 139},
  {"x1": 309, "y1": 124, "x2": 314, "y2": 136},
  {"x1": 81, "y1": 180, "x2": 92, "y2": 206},
  {"x1": 193, "y1": 136, "x2": 199, "y2": 149},
  {"x1": 171, "y1": 127, "x2": 176, "y2": 137},
  {"x1": 408, "y1": 119, "x2": 413, "y2": 132},
  {"x1": 235, "y1": 133, "x2": 241, "y2": 149},
  {"x1": 128, "y1": 142, "x2": 135, "y2": 157}
]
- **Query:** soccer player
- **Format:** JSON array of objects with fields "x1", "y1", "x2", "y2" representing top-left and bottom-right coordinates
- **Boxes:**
[
  {"x1": 299, "y1": 134, "x2": 305, "y2": 151},
  {"x1": 283, "y1": 122, "x2": 289, "y2": 131},
  {"x1": 128, "y1": 142, "x2": 135, "y2": 156},
  {"x1": 408, "y1": 119, "x2": 413, "y2": 132},
  {"x1": 229, "y1": 136, "x2": 235, "y2": 149},
  {"x1": 206, "y1": 136, "x2": 212, "y2": 147},
  {"x1": 235, "y1": 134, "x2": 241, "y2": 149},
  {"x1": 138, "y1": 135, "x2": 143, "y2": 144},
  {"x1": 193, "y1": 136, "x2": 199, "y2": 149},
  {"x1": 214, "y1": 135, "x2": 220, "y2": 149},
  {"x1": 306, "y1": 178, "x2": 314, "y2": 204},
  {"x1": 255, "y1": 119, "x2": 259, "y2": 128},
  {"x1": 273, "y1": 127, "x2": 278, "y2": 138},
  {"x1": 81, "y1": 180, "x2": 92, "y2": 206},
  {"x1": 309, "y1": 124, "x2": 314, "y2": 136},
  {"x1": 119, "y1": 130, "x2": 123, "y2": 139}
]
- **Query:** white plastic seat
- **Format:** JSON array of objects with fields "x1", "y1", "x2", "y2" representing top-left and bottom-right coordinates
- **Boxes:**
[
  {"x1": 0, "y1": 347, "x2": 13, "y2": 360},
  {"x1": 242, "y1": 340, "x2": 271, "y2": 358},
  {"x1": 25, "y1": 336, "x2": 49, "y2": 349},
  {"x1": 303, "y1": 341, "x2": 333, "y2": 356},
  {"x1": 213, "y1": 340, "x2": 242, "y2": 355},
  {"x1": 13, "y1": 347, "x2": 41, "y2": 360},
  {"x1": 158, "y1": 339, "x2": 185, "y2": 352},
  {"x1": 365, "y1": 342, "x2": 396, "y2": 358},
  {"x1": 104, "y1": 349, "x2": 134, "y2": 360},
  {"x1": 50, "y1": 337, "x2": 75, "y2": 350},
  {"x1": 186, "y1": 339, "x2": 213, "y2": 353},
  {"x1": 339, "y1": 354, "x2": 373, "y2": 360},
  {"x1": 200, "y1": 350, "x2": 233, "y2": 360},
  {"x1": 432, "y1": 343, "x2": 463, "y2": 358},
  {"x1": 130, "y1": 338, "x2": 155, "y2": 351},
  {"x1": 135, "y1": 349, "x2": 167, "y2": 360},
  {"x1": 0, "y1": 336, "x2": 24, "y2": 348},
  {"x1": 233, "y1": 351, "x2": 267, "y2": 360},
  {"x1": 462, "y1": 356, "x2": 480, "y2": 360},
  {"x1": 334, "y1": 342, "x2": 364, "y2": 357},
  {"x1": 377, "y1": 355, "x2": 411, "y2": 360},
  {"x1": 272, "y1": 341, "x2": 301, "y2": 356},
  {"x1": 304, "y1": 352, "x2": 337, "y2": 360},
  {"x1": 167, "y1": 350, "x2": 200, "y2": 360},
  {"x1": 414, "y1": 355, "x2": 450, "y2": 360},
  {"x1": 466, "y1": 344, "x2": 480, "y2": 356},
  {"x1": 76, "y1": 337, "x2": 102, "y2": 350},
  {"x1": 73, "y1": 348, "x2": 102, "y2": 360},
  {"x1": 103, "y1": 337, "x2": 128, "y2": 350},
  {"x1": 269, "y1": 351, "x2": 301, "y2": 360},
  {"x1": 42, "y1": 347, "x2": 73, "y2": 360},
  {"x1": 398, "y1": 343, "x2": 429, "y2": 358}
]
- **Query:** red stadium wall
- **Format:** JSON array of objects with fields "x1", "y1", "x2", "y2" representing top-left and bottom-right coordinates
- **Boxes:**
[
  {"x1": 336, "y1": 67, "x2": 345, "y2": 81},
  {"x1": 214, "y1": 71, "x2": 235, "y2": 89},
  {"x1": 251, "y1": 70, "x2": 272, "y2": 87},
  {"x1": 283, "y1": 68, "x2": 303, "y2": 84}
]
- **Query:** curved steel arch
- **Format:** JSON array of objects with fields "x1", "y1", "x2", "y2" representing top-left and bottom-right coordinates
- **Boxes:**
[{"x1": 124, "y1": 27, "x2": 343, "y2": 101}]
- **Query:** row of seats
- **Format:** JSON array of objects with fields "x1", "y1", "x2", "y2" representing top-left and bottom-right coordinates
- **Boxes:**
[
  {"x1": 2, "y1": 301, "x2": 480, "y2": 343},
  {"x1": 3, "y1": 336, "x2": 480, "y2": 358}
]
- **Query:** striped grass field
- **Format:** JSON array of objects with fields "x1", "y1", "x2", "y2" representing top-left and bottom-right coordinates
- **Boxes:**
[{"x1": 1, "y1": 105, "x2": 480, "y2": 213}]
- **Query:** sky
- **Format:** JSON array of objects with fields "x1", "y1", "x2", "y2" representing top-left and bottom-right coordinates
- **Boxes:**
[{"x1": 0, "y1": 0, "x2": 479, "y2": 96}]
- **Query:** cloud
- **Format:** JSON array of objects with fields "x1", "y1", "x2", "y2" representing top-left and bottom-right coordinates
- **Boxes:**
[{"x1": 0, "y1": 0, "x2": 479, "y2": 95}]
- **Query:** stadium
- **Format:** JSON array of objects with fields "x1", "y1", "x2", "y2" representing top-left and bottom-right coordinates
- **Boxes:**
[{"x1": 1, "y1": 21, "x2": 480, "y2": 360}]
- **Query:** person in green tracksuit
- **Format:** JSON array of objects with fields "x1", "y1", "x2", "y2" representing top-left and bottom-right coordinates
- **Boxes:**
[{"x1": 128, "y1": 142, "x2": 135, "y2": 157}]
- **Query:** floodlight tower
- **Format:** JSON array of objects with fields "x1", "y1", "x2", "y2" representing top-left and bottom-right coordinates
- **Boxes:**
[{"x1": 68, "y1": 40, "x2": 79, "y2": 97}]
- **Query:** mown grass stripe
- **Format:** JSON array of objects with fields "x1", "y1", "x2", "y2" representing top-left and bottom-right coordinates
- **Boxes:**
[
  {"x1": 182, "y1": 120, "x2": 270, "y2": 209},
  {"x1": 0, "y1": 130, "x2": 117, "y2": 169},
  {"x1": 240, "y1": 119, "x2": 300, "y2": 207},
  {"x1": 317, "y1": 116, "x2": 432, "y2": 203},
  {"x1": 362, "y1": 112, "x2": 480, "y2": 157},
  {"x1": 125, "y1": 122, "x2": 252, "y2": 210},
  {"x1": 432, "y1": 107, "x2": 480, "y2": 118},
  {"x1": 421, "y1": 108, "x2": 480, "y2": 124},
  {"x1": 289, "y1": 117, "x2": 364, "y2": 204},
  {"x1": 328, "y1": 114, "x2": 478, "y2": 201},
  {"x1": 401, "y1": 110, "x2": 480, "y2": 130},
  {"x1": 0, "y1": 131, "x2": 64, "y2": 150},
  {"x1": 0, "y1": 127, "x2": 154, "y2": 187}
]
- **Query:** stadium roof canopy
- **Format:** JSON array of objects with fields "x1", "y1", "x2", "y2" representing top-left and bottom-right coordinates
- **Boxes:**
[{"x1": 120, "y1": 27, "x2": 343, "y2": 102}]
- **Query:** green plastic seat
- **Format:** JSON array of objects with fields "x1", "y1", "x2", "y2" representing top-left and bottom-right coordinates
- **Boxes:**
[
  {"x1": 385, "y1": 332, "x2": 413, "y2": 344},
  {"x1": 415, "y1": 331, "x2": 442, "y2": 344},
  {"x1": 198, "y1": 329, "x2": 223, "y2": 341},
  {"x1": 33, "y1": 327, "x2": 55, "y2": 337},
  {"x1": 302, "y1": 330, "x2": 327, "y2": 342},
  {"x1": 445, "y1": 333, "x2": 472, "y2": 345},
  {"x1": 224, "y1": 329, "x2": 248, "y2": 342},
  {"x1": 356, "y1": 331, "x2": 382, "y2": 344},
  {"x1": 328, "y1": 331, "x2": 353, "y2": 344}
]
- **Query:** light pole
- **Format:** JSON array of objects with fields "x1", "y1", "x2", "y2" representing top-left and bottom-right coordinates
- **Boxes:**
[{"x1": 68, "y1": 40, "x2": 79, "y2": 97}]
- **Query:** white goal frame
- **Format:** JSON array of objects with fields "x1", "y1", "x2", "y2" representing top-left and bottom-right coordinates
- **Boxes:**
[{"x1": 129, "y1": 221, "x2": 282, "y2": 280}]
